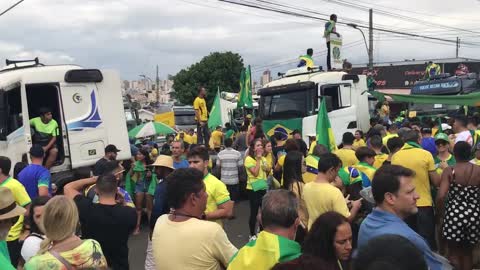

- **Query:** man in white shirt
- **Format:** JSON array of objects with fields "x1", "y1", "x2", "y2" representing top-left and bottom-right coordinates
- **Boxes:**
[
  {"x1": 216, "y1": 138, "x2": 243, "y2": 202},
  {"x1": 453, "y1": 115, "x2": 473, "y2": 146}
]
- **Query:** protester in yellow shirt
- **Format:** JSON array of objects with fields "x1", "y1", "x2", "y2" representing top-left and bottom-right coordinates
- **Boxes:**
[
  {"x1": 187, "y1": 146, "x2": 233, "y2": 226},
  {"x1": 354, "y1": 147, "x2": 377, "y2": 185},
  {"x1": 391, "y1": 129, "x2": 440, "y2": 249},
  {"x1": 303, "y1": 153, "x2": 362, "y2": 230},
  {"x1": 244, "y1": 139, "x2": 269, "y2": 239},
  {"x1": 334, "y1": 132, "x2": 359, "y2": 167},
  {"x1": 0, "y1": 157, "x2": 31, "y2": 267},
  {"x1": 193, "y1": 87, "x2": 210, "y2": 145},
  {"x1": 353, "y1": 130, "x2": 366, "y2": 150},
  {"x1": 303, "y1": 143, "x2": 328, "y2": 184},
  {"x1": 382, "y1": 124, "x2": 399, "y2": 146},
  {"x1": 369, "y1": 135, "x2": 388, "y2": 169},
  {"x1": 211, "y1": 126, "x2": 224, "y2": 151}
]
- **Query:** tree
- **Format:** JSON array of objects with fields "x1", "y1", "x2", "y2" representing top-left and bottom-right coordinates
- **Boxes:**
[{"x1": 172, "y1": 52, "x2": 244, "y2": 108}]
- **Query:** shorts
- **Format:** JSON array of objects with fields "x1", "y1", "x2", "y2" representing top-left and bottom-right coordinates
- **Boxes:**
[{"x1": 135, "y1": 178, "x2": 149, "y2": 193}]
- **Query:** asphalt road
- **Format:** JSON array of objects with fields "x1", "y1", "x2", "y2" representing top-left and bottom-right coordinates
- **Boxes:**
[{"x1": 128, "y1": 200, "x2": 251, "y2": 269}]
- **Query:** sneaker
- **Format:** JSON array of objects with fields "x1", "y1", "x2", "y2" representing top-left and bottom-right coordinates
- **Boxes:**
[{"x1": 249, "y1": 235, "x2": 257, "y2": 242}]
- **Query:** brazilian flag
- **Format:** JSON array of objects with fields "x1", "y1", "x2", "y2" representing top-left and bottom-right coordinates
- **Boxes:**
[
  {"x1": 237, "y1": 65, "x2": 253, "y2": 109},
  {"x1": 227, "y1": 231, "x2": 301, "y2": 270},
  {"x1": 208, "y1": 88, "x2": 222, "y2": 131},
  {"x1": 316, "y1": 98, "x2": 337, "y2": 152}
]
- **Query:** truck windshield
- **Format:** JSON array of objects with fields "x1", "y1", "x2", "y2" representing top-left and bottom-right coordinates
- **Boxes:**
[{"x1": 260, "y1": 88, "x2": 317, "y2": 120}]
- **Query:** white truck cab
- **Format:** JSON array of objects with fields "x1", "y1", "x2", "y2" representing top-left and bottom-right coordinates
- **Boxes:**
[
  {"x1": 0, "y1": 58, "x2": 130, "y2": 189},
  {"x1": 259, "y1": 67, "x2": 370, "y2": 144}
]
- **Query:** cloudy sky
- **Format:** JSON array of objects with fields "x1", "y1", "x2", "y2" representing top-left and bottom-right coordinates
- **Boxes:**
[{"x1": 1, "y1": 0, "x2": 479, "y2": 82}]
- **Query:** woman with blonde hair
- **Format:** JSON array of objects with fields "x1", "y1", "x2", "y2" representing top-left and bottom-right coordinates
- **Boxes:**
[{"x1": 24, "y1": 196, "x2": 107, "y2": 269}]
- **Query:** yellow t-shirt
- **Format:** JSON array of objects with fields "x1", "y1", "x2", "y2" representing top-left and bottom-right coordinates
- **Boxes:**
[
  {"x1": 333, "y1": 148, "x2": 359, "y2": 167},
  {"x1": 1, "y1": 177, "x2": 31, "y2": 241},
  {"x1": 211, "y1": 130, "x2": 223, "y2": 148},
  {"x1": 382, "y1": 133, "x2": 399, "y2": 146},
  {"x1": 193, "y1": 97, "x2": 208, "y2": 121},
  {"x1": 244, "y1": 156, "x2": 268, "y2": 190},
  {"x1": 152, "y1": 215, "x2": 237, "y2": 270},
  {"x1": 373, "y1": 153, "x2": 388, "y2": 169},
  {"x1": 352, "y1": 139, "x2": 366, "y2": 150},
  {"x1": 308, "y1": 141, "x2": 316, "y2": 155},
  {"x1": 192, "y1": 134, "x2": 198, "y2": 144},
  {"x1": 204, "y1": 173, "x2": 231, "y2": 226},
  {"x1": 303, "y1": 155, "x2": 319, "y2": 184},
  {"x1": 391, "y1": 144, "x2": 435, "y2": 207},
  {"x1": 303, "y1": 182, "x2": 350, "y2": 229}
]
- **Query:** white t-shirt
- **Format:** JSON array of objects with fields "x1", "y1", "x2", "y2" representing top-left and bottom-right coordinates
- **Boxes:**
[
  {"x1": 455, "y1": 130, "x2": 473, "y2": 146},
  {"x1": 21, "y1": 234, "x2": 44, "y2": 262}
]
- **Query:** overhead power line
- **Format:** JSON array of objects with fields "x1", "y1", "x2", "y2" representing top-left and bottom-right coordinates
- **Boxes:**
[
  {"x1": 0, "y1": 0, "x2": 24, "y2": 17},
  {"x1": 218, "y1": 0, "x2": 480, "y2": 47}
]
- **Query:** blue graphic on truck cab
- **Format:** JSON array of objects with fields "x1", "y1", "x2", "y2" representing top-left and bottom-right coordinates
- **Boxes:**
[{"x1": 67, "y1": 90, "x2": 102, "y2": 131}]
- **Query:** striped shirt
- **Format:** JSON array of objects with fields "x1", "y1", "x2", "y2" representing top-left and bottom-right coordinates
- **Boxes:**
[{"x1": 216, "y1": 148, "x2": 243, "y2": 185}]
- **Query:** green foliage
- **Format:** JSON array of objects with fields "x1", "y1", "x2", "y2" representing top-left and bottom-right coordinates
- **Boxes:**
[{"x1": 173, "y1": 52, "x2": 244, "y2": 108}]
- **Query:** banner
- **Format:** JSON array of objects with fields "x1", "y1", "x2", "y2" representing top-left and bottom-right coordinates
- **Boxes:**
[
  {"x1": 208, "y1": 89, "x2": 222, "y2": 130},
  {"x1": 371, "y1": 90, "x2": 480, "y2": 107},
  {"x1": 154, "y1": 111, "x2": 175, "y2": 127},
  {"x1": 330, "y1": 34, "x2": 343, "y2": 70},
  {"x1": 316, "y1": 99, "x2": 337, "y2": 152}
]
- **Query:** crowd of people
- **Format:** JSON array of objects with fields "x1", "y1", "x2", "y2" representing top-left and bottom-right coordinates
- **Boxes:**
[{"x1": 3, "y1": 102, "x2": 480, "y2": 270}]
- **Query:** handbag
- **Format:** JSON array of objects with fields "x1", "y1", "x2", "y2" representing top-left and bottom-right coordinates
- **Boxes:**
[{"x1": 251, "y1": 179, "x2": 268, "y2": 191}]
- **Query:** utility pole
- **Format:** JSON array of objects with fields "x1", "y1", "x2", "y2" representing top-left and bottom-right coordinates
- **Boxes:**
[
  {"x1": 368, "y1": 9, "x2": 374, "y2": 70},
  {"x1": 156, "y1": 65, "x2": 160, "y2": 107},
  {"x1": 456, "y1": 37, "x2": 460, "y2": 58}
]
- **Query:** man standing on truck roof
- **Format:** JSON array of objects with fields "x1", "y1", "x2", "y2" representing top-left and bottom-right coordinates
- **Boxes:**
[
  {"x1": 30, "y1": 107, "x2": 59, "y2": 169},
  {"x1": 324, "y1": 14, "x2": 340, "y2": 71},
  {"x1": 193, "y1": 86, "x2": 210, "y2": 146}
]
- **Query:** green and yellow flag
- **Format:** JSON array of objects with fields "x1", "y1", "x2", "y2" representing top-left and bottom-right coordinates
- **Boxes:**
[
  {"x1": 237, "y1": 65, "x2": 253, "y2": 109},
  {"x1": 208, "y1": 88, "x2": 222, "y2": 130},
  {"x1": 227, "y1": 231, "x2": 301, "y2": 270},
  {"x1": 316, "y1": 98, "x2": 337, "y2": 152}
]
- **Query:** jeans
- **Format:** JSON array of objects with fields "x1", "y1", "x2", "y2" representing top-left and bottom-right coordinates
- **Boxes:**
[
  {"x1": 197, "y1": 121, "x2": 210, "y2": 146},
  {"x1": 405, "y1": 206, "x2": 437, "y2": 251},
  {"x1": 247, "y1": 189, "x2": 266, "y2": 236},
  {"x1": 326, "y1": 41, "x2": 331, "y2": 70},
  {"x1": 226, "y1": 184, "x2": 239, "y2": 202}
]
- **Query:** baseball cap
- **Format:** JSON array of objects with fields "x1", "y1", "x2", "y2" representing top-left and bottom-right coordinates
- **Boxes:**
[
  {"x1": 29, "y1": 144, "x2": 44, "y2": 158},
  {"x1": 105, "y1": 144, "x2": 121, "y2": 153},
  {"x1": 246, "y1": 114, "x2": 252, "y2": 119},
  {"x1": 434, "y1": 133, "x2": 449, "y2": 143},
  {"x1": 441, "y1": 123, "x2": 452, "y2": 130},
  {"x1": 38, "y1": 107, "x2": 52, "y2": 115}
]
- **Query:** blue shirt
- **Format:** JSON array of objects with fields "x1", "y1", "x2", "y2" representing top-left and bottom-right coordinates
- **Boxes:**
[
  {"x1": 173, "y1": 159, "x2": 189, "y2": 169},
  {"x1": 18, "y1": 164, "x2": 51, "y2": 199},
  {"x1": 358, "y1": 208, "x2": 442, "y2": 270},
  {"x1": 421, "y1": 137, "x2": 437, "y2": 157}
]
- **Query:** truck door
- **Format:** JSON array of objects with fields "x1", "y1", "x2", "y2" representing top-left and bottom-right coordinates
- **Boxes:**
[{"x1": 60, "y1": 83, "x2": 107, "y2": 169}]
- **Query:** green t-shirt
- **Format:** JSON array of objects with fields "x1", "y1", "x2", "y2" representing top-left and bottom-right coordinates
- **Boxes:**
[
  {"x1": 30, "y1": 117, "x2": 59, "y2": 136},
  {"x1": 225, "y1": 129, "x2": 235, "y2": 140}
]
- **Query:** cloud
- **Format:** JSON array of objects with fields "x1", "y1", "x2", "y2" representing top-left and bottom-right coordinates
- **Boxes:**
[{"x1": 0, "y1": 0, "x2": 478, "y2": 81}]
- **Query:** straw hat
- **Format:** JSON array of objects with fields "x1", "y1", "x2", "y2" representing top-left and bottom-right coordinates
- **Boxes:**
[
  {"x1": 150, "y1": 155, "x2": 174, "y2": 170},
  {"x1": 0, "y1": 187, "x2": 26, "y2": 220}
]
